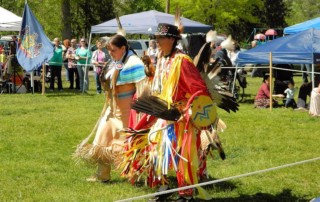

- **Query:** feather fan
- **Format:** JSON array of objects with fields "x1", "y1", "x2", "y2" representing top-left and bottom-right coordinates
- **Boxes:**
[
  {"x1": 131, "y1": 95, "x2": 181, "y2": 121},
  {"x1": 194, "y1": 41, "x2": 239, "y2": 113}
]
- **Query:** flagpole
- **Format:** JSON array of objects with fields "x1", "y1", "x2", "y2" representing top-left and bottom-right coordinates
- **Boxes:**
[
  {"x1": 42, "y1": 63, "x2": 45, "y2": 95},
  {"x1": 31, "y1": 71, "x2": 34, "y2": 94}
]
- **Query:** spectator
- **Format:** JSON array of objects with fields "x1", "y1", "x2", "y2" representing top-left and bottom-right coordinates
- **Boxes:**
[
  {"x1": 214, "y1": 36, "x2": 233, "y2": 76},
  {"x1": 309, "y1": 83, "x2": 320, "y2": 116},
  {"x1": 254, "y1": 74, "x2": 284, "y2": 108},
  {"x1": 66, "y1": 38, "x2": 79, "y2": 90},
  {"x1": 301, "y1": 64, "x2": 311, "y2": 83},
  {"x1": 48, "y1": 37, "x2": 63, "y2": 91},
  {"x1": 251, "y1": 40, "x2": 257, "y2": 48},
  {"x1": 11, "y1": 35, "x2": 18, "y2": 55},
  {"x1": 227, "y1": 40, "x2": 241, "y2": 67},
  {"x1": 296, "y1": 65, "x2": 320, "y2": 110},
  {"x1": 91, "y1": 40, "x2": 110, "y2": 94},
  {"x1": 4, "y1": 37, "x2": 18, "y2": 77},
  {"x1": 146, "y1": 39, "x2": 158, "y2": 66},
  {"x1": 214, "y1": 36, "x2": 234, "y2": 92},
  {"x1": 284, "y1": 81, "x2": 297, "y2": 108},
  {"x1": 0, "y1": 48, "x2": 5, "y2": 81},
  {"x1": 76, "y1": 38, "x2": 91, "y2": 92},
  {"x1": 0, "y1": 43, "x2": 4, "y2": 53}
]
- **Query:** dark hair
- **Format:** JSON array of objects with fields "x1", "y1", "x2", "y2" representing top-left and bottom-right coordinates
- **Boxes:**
[
  {"x1": 107, "y1": 34, "x2": 139, "y2": 56},
  {"x1": 108, "y1": 35, "x2": 129, "y2": 51},
  {"x1": 263, "y1": 74, "x2": 269, "y2": 83}
]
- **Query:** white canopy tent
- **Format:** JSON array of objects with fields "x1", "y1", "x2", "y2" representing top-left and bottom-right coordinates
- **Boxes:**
[{"x1": 0, "y1": 6, "x2": 22, "y2": 31}]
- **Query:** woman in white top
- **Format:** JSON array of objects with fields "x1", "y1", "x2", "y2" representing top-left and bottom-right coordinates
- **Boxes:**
[{"x1": 146, "y1": 39, "x2": 158, "y2": 66}]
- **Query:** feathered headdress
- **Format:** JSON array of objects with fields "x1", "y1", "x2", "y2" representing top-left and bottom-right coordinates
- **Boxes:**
[
  {"x1": 206, "y1": 30, "x2": 218, "y2": 43},
  {"x1": 116, "y1": 14, "x2": 126, "y2": 36},
  {"x1": 174, "y1": 7, "x2": 184, "y2": 35},
  {"x1": 221, "y1": 35, "x2": 233, "y2": 50}
]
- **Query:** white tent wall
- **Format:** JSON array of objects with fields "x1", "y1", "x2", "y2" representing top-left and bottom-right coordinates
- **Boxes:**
[{"x1": 0, "y1": 7, "x2": 22, "y2": 31}]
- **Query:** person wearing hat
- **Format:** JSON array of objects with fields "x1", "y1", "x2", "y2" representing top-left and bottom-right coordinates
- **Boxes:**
[{"x1": 120, "y1": 23, "x2": 215, "y2": 201}]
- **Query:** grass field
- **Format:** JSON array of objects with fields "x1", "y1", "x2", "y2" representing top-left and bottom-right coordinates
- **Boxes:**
[{"x1": 0, "y1": 71, "x2": 319, "y2": 202}]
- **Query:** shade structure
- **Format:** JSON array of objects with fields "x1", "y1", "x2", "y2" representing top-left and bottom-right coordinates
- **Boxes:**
[
  {"x1": 265, "y1": 29, "x2": 277, "y2": 36},
  {"x1": 91, "y1": 10, "x2": 212, "y2": 34},
  {"x1": 236, "y1": 28, "x2": 320, "y2": 65},
  {"x1": 284, "y1": 17, "x2": 320, "y2": 35},
  {"x1": 0, "y1": 6, "x2": 22, "y2": 31},
  {"x1": 254, "y1": 33, "x2": 266, "y2": 40}
]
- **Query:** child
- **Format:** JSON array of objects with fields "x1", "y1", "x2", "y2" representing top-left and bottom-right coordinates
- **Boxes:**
[{"x1": 284, "y1": 81, "x2": 297, "y2": 108}]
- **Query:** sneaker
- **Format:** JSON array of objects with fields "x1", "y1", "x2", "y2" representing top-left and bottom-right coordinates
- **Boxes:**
[
  {"x1": 59, "y1": 89, "x2": 64, "y2": 92},
  {"x1": 49, "y1": 89, "x2": 54, "y2": 92},
  {"x1": 294, "y1": 107, "x2": 308, "y2": 111},
  {"x1": 86, "y1": 175, "x2": 110, "y2": 183},
  {"x1": 156, "y1": 185, "x2": 173, "y2": 201}
]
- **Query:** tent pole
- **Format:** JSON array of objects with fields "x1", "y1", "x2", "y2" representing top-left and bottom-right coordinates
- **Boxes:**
[
  {"x1": 31, "y1": 70, "x2": 34, "y2": 94},
  {"x1": 312, "y1": 64, "x2": 315, "y2": 89},
  {"x1": 232, "y1": 65, "x2": 238, "y2": 95},
  {"x1": 269, "y1": 52, "x2": 273, "y2": 112}
]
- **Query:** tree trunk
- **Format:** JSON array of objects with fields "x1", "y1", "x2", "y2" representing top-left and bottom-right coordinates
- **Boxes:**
[
  {"x1": 61, "y1": 0, "x2": 72, "y2": 39},
  {"x1": 166, "y1": 0, "x2": 170, "y2": 13}
]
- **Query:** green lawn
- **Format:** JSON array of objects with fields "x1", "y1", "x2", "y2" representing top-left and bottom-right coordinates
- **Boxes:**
[{"x1": 0, "y1": 72, "x2": 319, "y2": 202}]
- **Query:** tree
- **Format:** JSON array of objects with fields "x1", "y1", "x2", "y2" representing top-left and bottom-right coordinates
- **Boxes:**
[
  {"x1": 113, "y1": 0, "x2": 163, "y2": 16},
  {"x1": 61, "y1": 0, "x2": 72, "y2": 40},
  {"x1": 258, "y1": 0, "x2": 289, "y2": 29},
  {"x1": 285, "y1": 0, "x2": 320, "y2": 25},
  {"x1": 169, "y1": 0, "x2": 263, "y2": 41},
  {"x1": 71, "y1": 0, "x2": 115, "y2": 39}
]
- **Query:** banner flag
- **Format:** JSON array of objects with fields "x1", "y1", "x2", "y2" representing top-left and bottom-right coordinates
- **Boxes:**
[{"x1": 17, "y1": 3, "x2": 53, "y2": 72}]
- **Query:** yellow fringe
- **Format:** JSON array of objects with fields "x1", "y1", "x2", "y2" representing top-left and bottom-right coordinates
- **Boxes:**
[{"x1": 159, "y1": 54, "x2": 193, "y2": 108}]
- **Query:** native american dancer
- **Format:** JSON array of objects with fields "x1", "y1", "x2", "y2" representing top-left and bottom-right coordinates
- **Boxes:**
[
  {"x1": 118, "y1": 23, "x2": 238, "y2": 201},
  {"x1": 74, "y1": 34, "x2": 147, "y2": 183}
]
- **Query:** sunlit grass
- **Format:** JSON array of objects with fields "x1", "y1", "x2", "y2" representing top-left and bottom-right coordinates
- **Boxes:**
[{"x1": 0, "y1": 72, "x2": 319, "y2": 201}]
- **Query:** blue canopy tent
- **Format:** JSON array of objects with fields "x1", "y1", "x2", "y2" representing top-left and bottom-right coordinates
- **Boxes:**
[
  {"x1": 284, "y1": 17, "x2": 320, "y2": 35},
  {"x1": 237, "y1": 28, "x2": 320, "y2": 65},
  {"x1": 91, "y1": 10, "x2": 212, "y2": 34},
  {"x1": 236, "y1": 28, "x2": 320, "y2": 94}
]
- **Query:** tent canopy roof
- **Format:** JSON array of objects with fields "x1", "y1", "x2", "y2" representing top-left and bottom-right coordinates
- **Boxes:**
[
  {"x1": 0, "y1": 6, "x2": 22, "y2": 31},
  {"x1": 284, "y1": 17, "x2": 320, "y2": 35},
  {"x1": 91, "y1": 10, "x2": 212, "y2": 34},
  {"x1": 236, "y1": 28, "x2": 320, "y2": 65}
]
